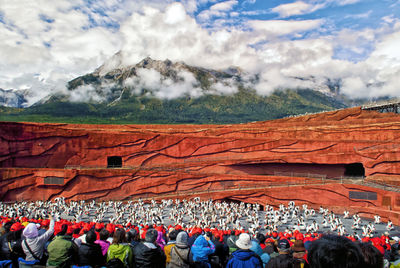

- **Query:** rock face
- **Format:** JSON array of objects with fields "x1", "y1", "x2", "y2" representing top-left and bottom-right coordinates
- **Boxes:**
[{"x1": 1, "y1": 107, "x2": 400, "y2": 222}]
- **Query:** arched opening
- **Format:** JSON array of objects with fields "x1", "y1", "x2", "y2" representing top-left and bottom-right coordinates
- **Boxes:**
[
  {"x1": 344, "y1": 163, "x2": 365, "y2": 177},
  {"x1": 107, "y1": 156, "x2": 122, "y2": 168}
]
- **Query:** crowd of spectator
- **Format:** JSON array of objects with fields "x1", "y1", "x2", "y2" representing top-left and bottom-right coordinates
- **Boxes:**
[{"x1": 0, "y1": 198, "x2": 399, "y2": 268}]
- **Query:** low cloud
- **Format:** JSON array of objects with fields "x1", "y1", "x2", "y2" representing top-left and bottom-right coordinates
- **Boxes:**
[
  {"x1": 123, "y1": 68, "x2": 239, "y2": 99},
  {"x1": 124, "y1": 68, "x2": 203, "y2": 99},
  {"x1": 69, "y1": 84, "x2": 109, "y2": 103}
]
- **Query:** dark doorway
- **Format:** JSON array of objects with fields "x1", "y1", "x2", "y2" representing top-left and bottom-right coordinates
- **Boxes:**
[
  {"x1": 344, "y1": 163, "x2": 365, "y2": 177},
  {"x1": 107, "y1": 156, "x2": 122, "y2": 168}
]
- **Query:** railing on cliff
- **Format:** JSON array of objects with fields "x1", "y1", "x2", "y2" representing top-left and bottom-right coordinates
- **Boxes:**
[
  {"x1": 64, "y1": 165, "x2": 400, "y2": 193},
  {"x1": 282, "y1": 107, "x2": 347, "y2": 119},
  {"x1": 362, "y1": 100, "x2": 400, "y2": 113},
  {"x1": 131, "y1": 178, "x2": 400, "y2": 202}
]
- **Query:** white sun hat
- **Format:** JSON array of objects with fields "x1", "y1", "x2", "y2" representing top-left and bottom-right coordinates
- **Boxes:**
[{"x1": 236, "y1": 233, "x2": 252, "y2": 250}]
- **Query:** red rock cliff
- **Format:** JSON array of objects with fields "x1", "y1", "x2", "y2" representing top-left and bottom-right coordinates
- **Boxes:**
[{"x1": 1, "y1": 107, "x2": 400, "y2": 222}]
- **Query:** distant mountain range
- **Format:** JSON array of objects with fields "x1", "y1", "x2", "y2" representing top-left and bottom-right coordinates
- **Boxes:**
[{"x1": 0, "y1": 56, "x2": 367, "y2": 124}]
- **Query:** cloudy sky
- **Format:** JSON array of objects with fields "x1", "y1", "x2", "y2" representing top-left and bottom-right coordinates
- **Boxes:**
[{"x1": 1, "y1": 0, "x2": 400, "y2": 105}]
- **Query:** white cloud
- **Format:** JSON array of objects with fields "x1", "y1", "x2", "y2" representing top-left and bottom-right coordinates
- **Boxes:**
[
  {"x1": 114, "y1": 3, "x2": 400, "y2": 100},
  {"x1": 345, "y1": 10, "x2": 372, "y2": 19},
  {"x1": 336, "y1": 0, "x2": 361, "y2": 6},
  {"x1": 124, "y1": 68, "x2": 204, "y2": 99},
  {"x1": 271, "y1": 0, "x2": 362, "y2": 18},
  {"x1": 0, "y1": 0, "x2": 122, "y2": 104},
  {"x1": 248, "y1": 19, "x2": 324, "y2": 37},
  {"x1": 197, "y1": 0, "x2": 237, "y2": 21},
  {"x1": 180, "y1": 0, "x2": 198, "y2": 13},
  {"x1": 69, "y1": 84, "x2": 109, "y2": 103},
  {"x1": 1, "y1": 0, "x2": 400, "y2": 106},
  {"x1": 370, "y1": 31, "x2": 400, "y2": 62},
  {"x1": 209, "y1": 79, "x2": 238, "y2": 95},
  {"x1": 210, "y1": 0, "x2": 238, "y2": 11},
  {"x1": 271, "y1": 1, "x2": 325, "y2": 18},
  {"x1": 118, "y1": 3, "x2": 262, "y2": 73},
  {"x1": 164, "y1": 2, "x2": 188, "y2": 24}
]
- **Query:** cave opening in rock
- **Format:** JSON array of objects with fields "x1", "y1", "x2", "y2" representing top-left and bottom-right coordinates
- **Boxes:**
[
  {"x1": 344, "y1": 163, "x2": 365, "y2": 177},
  {"x1": 226, "y1": 162, "x2": 365, "y2": 179},
  {"x1": 107, "y1": 156, "x2": 122, "y2": 168}
]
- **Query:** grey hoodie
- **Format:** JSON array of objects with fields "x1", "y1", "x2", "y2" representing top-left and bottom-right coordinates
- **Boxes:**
[{"x1": 22, "y1": 219, "x2": 55, "y2": 261}]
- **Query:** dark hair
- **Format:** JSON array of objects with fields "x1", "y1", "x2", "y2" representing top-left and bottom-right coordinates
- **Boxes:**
[
  {"x1": 256, "y1": 233, "x2": 266, "y2": 244},
  {"x1": 112, "y1": 228, "x2": 127, "y2": 244},
  {"x1": 308, "y1": 235, "x2": 365, "y2": 268},
  {"x1": 86, "y1": 230, "x2": 97, "y2": 244},
  {"x1": 126, "y1": 229, "x2": 139, "y2": 243},
  {"x1": 168, "y1": 229, "x2": 179, "y2": 241},
  {"x1": 358, "y1": 242, "x2": 384, "y2": 268},
  {"x1": 106, "y1": 257, "x2": 125, "y2": 268},
  {"x1": 6, "y1": 229, "x2": 23, "y2": 242},
  {"x1": 205, "y1": 231, "x2": 212, "y2": 240},
  {"x1": 99, "y1": 229, "x2": 110, "y2": 241},
  {"x1": 2, "y1": 221, "x2": 13, "y2": 233},
  {"x1": 58, "y1": 224, "x2": 68, "y2": 236},
  {"x1": 145, "y1": 229, "x2": 158, "y2": 243}
]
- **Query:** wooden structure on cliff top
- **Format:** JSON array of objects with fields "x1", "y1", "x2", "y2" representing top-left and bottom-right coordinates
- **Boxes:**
[{"x1": 1, "y1": 107, "x2": 400, "y2": 223}]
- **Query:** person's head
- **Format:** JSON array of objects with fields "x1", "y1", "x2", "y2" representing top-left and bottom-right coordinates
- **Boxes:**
[
  {"x1": 86, "y1": 230, "x2": 97, "y2": 244},
  {"x1": 2, "y1": 221, "x2": 13, "y2": 234},
  {"x1": 58, "y1": 224, "x2": 68, "y2": 236},
  {"x1": 23, "y1": 223, "x2": 39, "y2": 239},
  {"x1": 168, "y1": 229, "x2": 179, "y2": 242},
  {"x1": 73, "y1": 228, "x2": 81, "y2": 236},
  {"x1": 292, "y1": 239, "x2": 306, "y2": 252},
  {"x1": 106, "y1": 257, "x2": 125, "y2": 268},
  {"x1": 99, "y1": 229, "x2": 110, "y2": 241},
  {"x1": 308, "y1": 235, "x2": 365, "y2": 268},
  {"x1": 176, "y1": 231, "x2": 189, "y2": 248},
  {"x1": 7, "y1": 227, "x2": 24, "y2": 242},
  {"x1": 277, "y1": 239, "x2": 291, "y2": 254},
  {"x1": 358, "y1": 242, "x2": 384, "y2": 268},
  {"x1": 126, "y1": 229, "x2": 139, "y2": 243},
  {"x1": 145, "y1": 228, "x2": 158, "y2": 244},
  {"x1": 112, "y1": 228, "x2": 127, "y2": 244},
  {"x1": 204, "y1": 231, "x2": 212, "y2": 240},
  {"x1": 236, "y1": 233, "x2": 253, "y2": 250},
  {"x1": 256, "y1": 232, "x2": 266, "y2": 244}
]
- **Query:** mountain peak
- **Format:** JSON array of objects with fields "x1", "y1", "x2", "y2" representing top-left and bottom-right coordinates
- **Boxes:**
[{"x1": 135, "y1": 56, "x2": 184, "y2": 75}]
